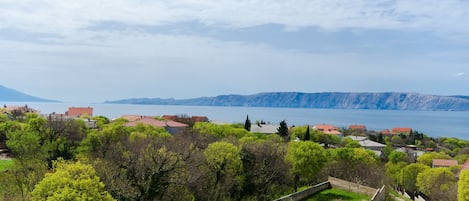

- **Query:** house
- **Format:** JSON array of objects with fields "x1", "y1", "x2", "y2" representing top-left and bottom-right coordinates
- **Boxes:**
[
  {"x1": 123, "y1": 116, "x2": 188, "y2": 134},
  {"x1": 349, "y1": 125, "x2": 366, "y2": 131},
  {"x1": 313, "y1": 124, "x2": 342, "y2": 136},
  {"x1": 66, "y1": 107, "x2": 93, "y2": 117},
  {"x1": 392, "y1": 127, "x2": 412, "y2": 135},
  {"x1": 346, "y1": 136, "x2": 386, "y2": 152},
  {"x1": 191, "y1": 116, "x2": 209, "y2": 122},
  {"x1": 432, "y1": 159, "x2": 458, "y2": 168},
  {"x1": 121, "y1": 115, "x2": 148, "y2": 122}
]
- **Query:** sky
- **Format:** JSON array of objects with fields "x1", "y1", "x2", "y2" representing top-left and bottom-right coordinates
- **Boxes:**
[{"x1": 1, "y1": 0, "x2": 469, "y2": 103}]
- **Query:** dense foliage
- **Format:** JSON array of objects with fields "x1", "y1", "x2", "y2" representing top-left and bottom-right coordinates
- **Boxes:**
[{"x1": 1, "y1": 111, "x2": 469, "y2": 201}]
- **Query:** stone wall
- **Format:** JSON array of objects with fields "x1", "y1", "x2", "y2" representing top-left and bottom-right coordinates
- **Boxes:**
[
  {"x1": 328, "y1": 177, "x2": 378, "y2": 197},
  {"x1": 370, "y1": 185, "x2": 386, "y2": 201},
  {"x1": 273, "y1": 181, "x2": 331, "y2": 201}
]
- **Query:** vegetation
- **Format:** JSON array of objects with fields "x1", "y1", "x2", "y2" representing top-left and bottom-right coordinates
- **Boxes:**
[
  {"x1": 305, "y1": 188, "x2": 370, "y2": 201},
  {"x1": 0, "y1": 160, "x2": 14, "y2": 171},
  {"x1": 1, "y1": 111, "x2": 469, "y2": 201}
]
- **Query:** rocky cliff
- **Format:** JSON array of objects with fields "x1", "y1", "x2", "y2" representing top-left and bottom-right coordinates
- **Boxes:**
[{"x1": 106, "y1": 92, "x2": 469, "y2": 111}]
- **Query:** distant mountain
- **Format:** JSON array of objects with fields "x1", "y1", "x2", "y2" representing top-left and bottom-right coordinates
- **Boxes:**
[
  {"x1": 0, "y1": 85, "x2": 58, "y2": 102},
  {"x1": 105, "y1": 92, "x2": 469, "y2": 111}
]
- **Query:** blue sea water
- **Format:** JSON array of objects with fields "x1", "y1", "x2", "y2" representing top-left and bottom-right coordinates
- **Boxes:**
[{"x1": 4, "y1": 102, "x2": 469, "y2": 140}]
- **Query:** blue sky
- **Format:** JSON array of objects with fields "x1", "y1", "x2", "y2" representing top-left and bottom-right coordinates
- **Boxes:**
[{"x1": 1, "y1": 0, "x2": 469, "y2": 102}]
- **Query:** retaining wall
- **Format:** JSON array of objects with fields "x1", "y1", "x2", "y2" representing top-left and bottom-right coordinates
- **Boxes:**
[
  {"x1": 328, "y1": 176, "x2": 378, "y2": 197},
  {"x1": 273, "y1": 181, "x2": 331, "y2": 201}
]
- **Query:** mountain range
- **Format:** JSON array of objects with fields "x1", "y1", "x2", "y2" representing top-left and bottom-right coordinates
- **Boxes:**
[
  {"x1": 0, "y1": 85, "x2": 58, "y2": 102},
  {"x1": 105, "y1": 92, "x2": 469, "y2": 111}
]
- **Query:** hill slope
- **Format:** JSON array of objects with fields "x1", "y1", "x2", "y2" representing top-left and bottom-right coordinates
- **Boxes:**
[
  {"x1": 0, "y1": 85, "x2": 58, "y2": 102},
  {"x1": 105, "y1": 92, "x2": 469, "y2": 111}
]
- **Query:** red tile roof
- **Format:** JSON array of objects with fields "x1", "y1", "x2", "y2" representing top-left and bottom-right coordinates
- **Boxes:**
[
  {"x1": 314, "y1": 124, "x2": 336, "y2": 131},
  {"x1": 66, "y1": 107, "x2": 93, "y2": 117},
  {"x1": 432, "y1": 159, "x2": 458, "y2": 167},
  {"x1": 314, "y1": 124, "x2": 341, "y2": 135},
  {"x1": 121, "y1": 115, "x2": 146, "y2": 122},
  {"x1": 162, "y1": 115, "x2": 177, "y2": 121},
  {"x1": 392, "y1": 127, "x2": 412, "y2": 133},
  {"x1": 191, "y1": 116, "x2": 209, "y2": 122},
  {"x1": 349, "y1": 125, "x2": 366, "y2": 130}
]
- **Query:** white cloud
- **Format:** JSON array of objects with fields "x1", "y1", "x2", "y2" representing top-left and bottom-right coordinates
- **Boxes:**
[
  {"x1": 452, "y1": 72, "x2": 465, "y2": 77},
  {"x1": 1, "y1": 0, "x2": 469, "y2": 36}
]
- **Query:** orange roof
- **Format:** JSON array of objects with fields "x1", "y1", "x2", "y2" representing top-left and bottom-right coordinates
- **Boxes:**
[
  {"x1": 314, "y1": 124, "x2": 336, "y2": 131},
  {"x1": 349, "y1": 125, "x2": 366, "y2": 130},
  {"x1": 432, "y1": 159, "x2": 458, "y2": 167},
  {"x1": 66, "y1": 107, "x2": 93, "y2": 117},
  {"x1": 392, "y1": 127, "x2": 412, "y2": 133},
  {"x1": 314, "y1": 124, "x2": 341, "y2": 135},
  {"x1": 323, "y1": 130, "x2": 342, "y2": 135},
  {"x1": 191, "y1": 116, "x2": 209, "y2": 122},
  {"x1": 162, "y1": 115, "x2": 177, "y2": 121},
  {"x1": 121, "y1": 115, "x2": 147, "y2": 122}
]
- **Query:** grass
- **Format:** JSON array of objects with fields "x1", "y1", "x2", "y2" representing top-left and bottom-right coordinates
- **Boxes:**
[
  {"x1": 305, "y1": 188, "x2": 370, "y2": 201},
  {"x1": 0, "y1": 159, "x2": 14, "y2": 171}
]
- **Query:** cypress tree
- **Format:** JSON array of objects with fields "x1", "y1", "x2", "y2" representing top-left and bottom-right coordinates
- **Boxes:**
[
  {"x1": 304, "y1": 125, "x2": 310, "y2": 141},
  {"x1": 244, "y1": 115, "x2": 251, "y2": 131}
]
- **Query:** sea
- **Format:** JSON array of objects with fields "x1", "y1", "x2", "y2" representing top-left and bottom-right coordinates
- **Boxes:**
[{"x1": 3, "y1": 102, "x2": 469, "y2": 140}]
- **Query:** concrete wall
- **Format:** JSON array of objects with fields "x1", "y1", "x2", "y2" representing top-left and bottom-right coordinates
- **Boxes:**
[
  {"x1": 370, "y1": 185, "x2": 386, "y2": 201},
  {"x1": 273, "y1": 181, "x2": 331, "y2": 201},
  {"x1": 328, "y1": 177, "x2": 378, "y2": 197}
]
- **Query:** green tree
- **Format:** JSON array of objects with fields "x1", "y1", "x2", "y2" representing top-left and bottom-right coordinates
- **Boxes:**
[
  {"x1": 416, "y1": 168, "x2": 457, "y2": 201},
  {"x1": 286, "y1": 141, "x2": 328, "y2": 184},
  {"x1": 388, "y1": 151, "x2": 409, "y2": 163},
  {"x1": 417, "y1": 152, "x2": 451, "y2": 167},
  {"x1": 32, "y1": 160, "x2": 115, "y2": 201},
  {"x1": 244, "y1": 115, "x2": 251, "y2": 131},
  {"x1": 458, "y1": 169, "x2": 469, "y2": 201},
  {"x1": 239, "y1": 139, "x2": 290, "y2": 201},
  {"x1": 385, "y1": 161, "x2": 408, "y2": 186},
  {"x1": 204, "y1": 141, "x2": 243, "y2": 200},
  {"x1": 277, "y1": 120, "x2": 289, "y2": 141},
  {"x1": 6, "y1": 129, "x2": 47, "y2": 200},
  {"x1": 328, "y1": 147, "x2": 381, "y2": 187},
  {"x1": 304, "y1": 126, "x2": 310, "y2": 141},
  {"x1": 401, "y1": 163, "x2": 429, "y2": 196}
]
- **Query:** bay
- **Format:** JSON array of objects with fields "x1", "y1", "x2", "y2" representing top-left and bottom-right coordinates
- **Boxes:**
[{"x1": 4, "y1": 102, "x2": 469, "y2": 140}]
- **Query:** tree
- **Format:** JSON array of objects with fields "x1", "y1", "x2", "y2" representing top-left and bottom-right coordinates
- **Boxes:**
[
  {"x1": 239, "y1": 139, "x2": 290, "y2": 201},
  {"x1": 244, "y1": 115, "x2": 251, "y2": 131},
  {"x1": 386, "y1": 161, "x2": 408, "y2": 187},
  {"x1": 417, "y1": 152, "x2": 451, "y2": 167},
  {"x1": 5, "y1": 129, "x2": 47, "y2": 200},
  {"x1": 388, "y1": 151, "x2": 409, "y2": 163},
  {"x1": 32, "y1": 160, "x2": 115, "y2": 201},
  {"x1": 328, "y1": 147, "x2": 381, "y2": 187},
  {"x1": 401, "y1": 163, "x2": 429, "y2": 197},
  {"x1": 286, "y1": 141, "x2": 328, "y2": 185},
  {"x1": 458, "y1": 169, "x2": 469, "y2": 201},
  {"x1": 204, "y1": 141, "x2": 243, "y2": 200},
  {"x1": 304, "y1": 125, "x2": 310, "y2": 141},
  {"x1": 416, "y1": 168, "x2": 457, "y2": 201},
  {"x1": 277, "y1": 120, "x2": 289, "y2": 141}
]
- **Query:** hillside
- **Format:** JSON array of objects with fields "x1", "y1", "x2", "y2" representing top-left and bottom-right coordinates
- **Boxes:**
[
  {"x1": 0, "y1": 85, "x2": 58, "y2": 102},
  {"x1": 105, "y1": 92, "x2": 469, "y2": 111}
]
